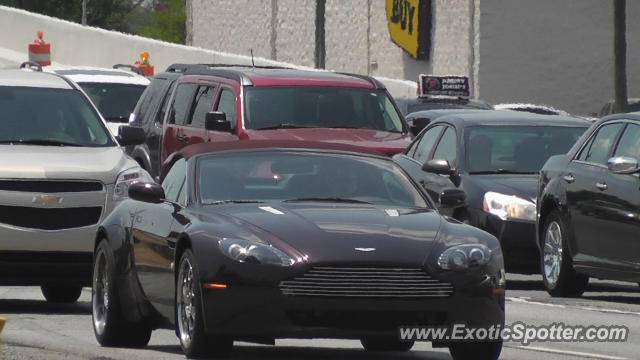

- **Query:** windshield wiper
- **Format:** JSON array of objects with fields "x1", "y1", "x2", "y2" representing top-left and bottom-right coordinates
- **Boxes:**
[
  {"x1": 284, "y1": 197, "x2": 372, "y2": 204},
  {"x1": 255, "y1": 124, "x2": 319, "y2": 130},
  {"x1": 0, "y1": 139, "x2": 83, "y2": 147},
  {"x1": 203, "y1": 200, "x2": 266, "y2": 205},
  {"x1": 469, "y1": 169, "x2": 538, "y2": 175}
]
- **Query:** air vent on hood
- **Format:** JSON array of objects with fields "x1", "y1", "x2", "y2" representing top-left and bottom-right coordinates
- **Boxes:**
[{"x1": 279, "y1": 266, "x2": 454, "y2": 299}]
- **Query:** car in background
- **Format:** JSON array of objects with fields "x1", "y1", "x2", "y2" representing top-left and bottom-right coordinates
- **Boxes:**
[
  {"x1": 597, "y1": 98, "x2": 640, "y2": 117},
  {"x1": 0, "y1": 68, "x2": 147, "y2": 303},
  {"x1": 406, "y1": 109, "x2": 487, "y2": 135},
  {"x1": 538, "y1": 112, "x2": 640, "y2": 297},
  {"x1": 44, "y1": 64, "x2": 150, "y2": 135},
  {"x1": 92, "y1": 140, "x2": 505, "y2": 360},
  {"x1": 494, "y1": 103, "x2": 569, "y2": 116},
  {"x1": 394, "y1": 111, "x2": 590, "y2": 273},
  {"x1": 131, "y1": 63, "x2": 412, "y2": 177},
  {"x1": 395, "y1": 96, "x2": 493, "y2": 116}
]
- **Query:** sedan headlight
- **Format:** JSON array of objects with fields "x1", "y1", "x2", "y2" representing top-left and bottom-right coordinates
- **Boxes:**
[
  {"x1": 438, "y1": 244, "x2": 492, "y2": 270},
  {"x1": 218, "y1": 238, "x2": 295, "y2": 267},
  {"x1": 482, "y1": 191, "x2": 536, "y2": 222},
  {"x1": 113, "y1": 167, "x2": 154, "y2": 201}
]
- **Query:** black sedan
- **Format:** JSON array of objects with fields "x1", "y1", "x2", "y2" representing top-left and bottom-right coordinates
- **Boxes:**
[
  {"x1": 394, "y1": 111, "x2": 589, "y2": 273},
  {"x1": 538, "y1": 113, "x2": 640, "y2": 297},
  {"x1": 91, "y1": 140, "x2": 505, "y2": 359}
]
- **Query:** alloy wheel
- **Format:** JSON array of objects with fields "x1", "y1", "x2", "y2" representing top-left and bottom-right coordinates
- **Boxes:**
[
  {"x1": 92, "y1": 249, "x2": 109, "y2": 336},
  {"x1": 177, "y1": 257, "x2": 196, "y2": 349},
  {"x1": 543, "y1": 221, "x2": 563, "y2": 286}
]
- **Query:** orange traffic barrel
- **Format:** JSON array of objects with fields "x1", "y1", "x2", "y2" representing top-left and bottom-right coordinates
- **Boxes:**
[
  {"x1": 134, "y1": 51, "x2": 154, "y2": 76},
  {"x1": 28, "y1": 31, "x2": 51, "y2": 66}
]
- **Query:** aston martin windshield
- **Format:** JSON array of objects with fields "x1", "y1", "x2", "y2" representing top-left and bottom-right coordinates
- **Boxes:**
[
  {"x1": 198, "y1": 152, "x2": 427, "y2": 208},
  {"x1": 466, "y1": 125, "x2": 587, "y2": 173},
  {"x1": 0, "y1": 86, "x2": 113, "y2": 146},
  {"x1": 244, "y1": 87, "x2": 404, "y2": 133}
]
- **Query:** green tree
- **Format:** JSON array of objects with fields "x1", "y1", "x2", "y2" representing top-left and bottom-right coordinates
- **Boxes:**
[
  {"x1": 0, "y1": 0, "x2": 144, "y2": 33},
  {"x1": 139, "y1": 0, "x2": 185, "y2": 44}
]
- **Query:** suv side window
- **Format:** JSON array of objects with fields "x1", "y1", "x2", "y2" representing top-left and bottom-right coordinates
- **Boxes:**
[
  {"x1": 216, "y1": 88, "x2": 236, "y2": 128},
  {"x1": 133, "y1": 78, "x2": 166, "y2": 125},
  {"x1": 614, "y1": 123, "x2": 640, "y2": 160},
  {"x1": 411, "y1": 126, "x2": 444, "y2": 164},
  {"x1": 168, "y1": 83, "x2": 198, "y2": 126},
  {"x1": 190, "y1": 85, "x2": 217, "y2": 128},
  {"x1": 432, "y1": 126, "x2": 457, "y2": 166},
  {"x1": 578, "y1": 123, "x2": 623, "y2": 165},
  {"x1": 162, "y1": 158, "x2": 187, "y2": 202}
]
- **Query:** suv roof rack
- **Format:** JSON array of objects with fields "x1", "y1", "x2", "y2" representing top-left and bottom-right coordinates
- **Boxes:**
[
  {"x1": 113, "y1": 64, "x2": 145, "y2": 76},
  {"x1": 20, "y1": 61, "x2": 43, "y2": 72},
  {"x1": 165, "y1": 63, "x2": 291, "y2": 73}
]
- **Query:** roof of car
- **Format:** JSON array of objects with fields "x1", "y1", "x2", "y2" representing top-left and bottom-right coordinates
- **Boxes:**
[
  {"x1": 44, "y1": 65, "x2": 150, "y2": 86},
  {"x1": 178, "y1": 140, "x2": 388, "y2": 160},
  {"x1": 432, "y1": 110, "x2": 591, "y2": 127},
  {"x1": 167, "y1": 64, "x2": 381, "y2": 88},
  {"x1": 0, "y1": 69, "x2": 74, "y2": 89},
  {"x1": 406, "y1": 109, "x2": 488, "y2": 118}
]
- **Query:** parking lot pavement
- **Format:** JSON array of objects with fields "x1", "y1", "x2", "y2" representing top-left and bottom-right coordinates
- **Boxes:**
[{"x1": 1, "y1": 278, "x2": 638, "y2": 360}]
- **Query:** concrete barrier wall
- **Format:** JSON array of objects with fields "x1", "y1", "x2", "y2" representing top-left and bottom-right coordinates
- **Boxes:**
[{"x1": 0, "y1": 5, "x2": 416, "y2": 97}]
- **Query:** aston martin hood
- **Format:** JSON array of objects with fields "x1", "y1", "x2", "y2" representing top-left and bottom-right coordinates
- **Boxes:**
[{"x1": 204, "y1": 203, "x2": 443, "y2": 265}]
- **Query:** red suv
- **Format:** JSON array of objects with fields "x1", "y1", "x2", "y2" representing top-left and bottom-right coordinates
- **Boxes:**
[{"x1": 137, "y1": 64, "x2": 410, "y2": 174}]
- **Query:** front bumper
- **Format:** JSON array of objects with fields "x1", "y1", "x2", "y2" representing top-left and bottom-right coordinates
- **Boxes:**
[
  {"x1": 200, "y1": 265, "x2": 505, "y2": 339},
  {"x1": 473, "y1": 209, "x2": 538, "y2": 273}
]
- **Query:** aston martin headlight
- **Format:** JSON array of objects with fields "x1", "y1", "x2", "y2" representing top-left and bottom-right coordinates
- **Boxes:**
[
  {"x1": 482, "y1": 191, "x2": 536, "y2": 222},
  {"x1": 218, "y1": 238, "x2": 295, "y2": 267},
  {"x1": 113, "y1": 167, "x2": 154, "y2": 201},
  {"x1": 438, "y1": 244, "x2": 492, "y2": 270}
]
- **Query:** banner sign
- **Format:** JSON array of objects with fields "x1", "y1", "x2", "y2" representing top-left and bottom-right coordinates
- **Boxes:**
[
  {"x1": 386, "y1": 0, "x2": 431, "y2": 60},
  {"x1": 419, "y1": 75, "x2": 470, "y2": 98}
]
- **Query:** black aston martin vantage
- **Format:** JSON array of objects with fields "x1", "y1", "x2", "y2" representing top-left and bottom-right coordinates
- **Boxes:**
[{"x1": 91, "y1": 140, "x2": 505, "y2": 359}]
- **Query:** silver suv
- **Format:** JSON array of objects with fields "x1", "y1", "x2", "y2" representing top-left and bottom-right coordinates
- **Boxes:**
[{"x1": 0, "y1": 69, "x2": 149, "y2": 303}]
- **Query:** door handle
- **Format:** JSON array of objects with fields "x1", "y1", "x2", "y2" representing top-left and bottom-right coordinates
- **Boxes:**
[
  {"x1": 563, "y1": 174, "x2": 575, "y2": 183},
  {"x1": 596, "y1": 182, "x2": 608, "y2": 191},
  {"x1": 177, "y1": 134, "x2": 190, "y2": 143}
]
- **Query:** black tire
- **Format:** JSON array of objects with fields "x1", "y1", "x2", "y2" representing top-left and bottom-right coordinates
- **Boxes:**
[
  {"x1": 92, "y1": 240, "x2": 152, "y2": 348},
  {"x1": 360, "y1": 337, "x2": 414, "y2": 352},
  {"x1": 176, "y1": 249, "x2": 233, "y2": 358},
  {"x1": 540, "y1": 210, "x2": 588, "y2": 297},
  {"x1": 41, "y1": 285, "x2": 82, "y2": 303},
  {"x1": 449, "y1": 341, "x2": 502, "y2": 360}
]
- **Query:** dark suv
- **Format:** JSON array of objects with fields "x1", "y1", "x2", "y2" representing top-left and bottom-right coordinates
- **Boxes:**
[
  {"x1": 538, "y1": 112, "x2": 640, "y2": 297},
  {"x1": 128, "y1": 64, "x2": 411, "y2": 177}
]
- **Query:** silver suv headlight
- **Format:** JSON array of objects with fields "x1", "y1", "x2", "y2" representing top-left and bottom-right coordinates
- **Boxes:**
[
  {"x1": 218, "y1": 238, "x2": 295, "y2": 267},
  {"x1": 113, "y1": 167, "x2": 154, "y2": 201}
]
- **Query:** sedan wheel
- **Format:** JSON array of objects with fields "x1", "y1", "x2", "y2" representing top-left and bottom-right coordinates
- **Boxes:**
[
  {"x1": 92, "y1": 240, "x2": 151, "y2": 348},
  {"x1": 176, "y1": 249, "x2": 233, "y2": 358},
  {"x1": 41, "y1": 285, "x2": 82, "y2": 303},
  {"x1": 540, "y1": 211, "x2": 588, "y2": 297}
]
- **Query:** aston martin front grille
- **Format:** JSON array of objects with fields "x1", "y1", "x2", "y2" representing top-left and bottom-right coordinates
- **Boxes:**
[{"x1": 279, "y1": 267, "x2": 454, "y2": 299}]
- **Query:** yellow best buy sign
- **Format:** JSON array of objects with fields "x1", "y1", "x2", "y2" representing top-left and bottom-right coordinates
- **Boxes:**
[{"x1": 386, "y1": 0, "x2": 431, "y2": 60}]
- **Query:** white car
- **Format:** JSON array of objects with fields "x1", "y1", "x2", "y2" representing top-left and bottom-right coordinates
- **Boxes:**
[
  {"x1": 494, "y1": 103, "x2": 569, "y2": 116},
  {"x1": 44, "y1": 65, "x2": 150, "y2": 135}
]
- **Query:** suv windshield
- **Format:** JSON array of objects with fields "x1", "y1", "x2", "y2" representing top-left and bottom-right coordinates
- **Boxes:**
[
  {"x1": 0, "y1": 86, "x2": 113, "y2": 147},
  {"x1": 198, "y1": 152, "x2": 428, "y2": 208},
  {"x1": 244, "y1": 87, "x2": 404, "y2": 133},
  {"x1": 466, "y1": 125, "x2": 587, "y2": 173},
  {"x1": 79, "y1": 83, "x2": 146, "y2": 122}
]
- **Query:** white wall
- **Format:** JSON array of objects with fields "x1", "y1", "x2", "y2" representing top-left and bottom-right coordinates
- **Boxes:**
[
  {"x1": 0, "y1": 5, "x2": 416, "y2": 97},
  {"x1": 478, "y1": 0, "x2": 640, "y2": 115}
]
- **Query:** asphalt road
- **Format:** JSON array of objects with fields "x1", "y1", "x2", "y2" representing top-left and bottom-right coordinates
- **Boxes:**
[{"x1": 1, "y1": 274, "x2": 638, "y2": 360}]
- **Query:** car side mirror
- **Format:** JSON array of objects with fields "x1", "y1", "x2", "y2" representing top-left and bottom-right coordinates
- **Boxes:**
[
  {"x1": 409, "y1": 117, "x2": 430, "y2": 136},
  {"x1": 607, "y1": 156, "x2": 640, "y2": 174},
  {"x1": 205, "y1": 111, "x2": 231, "y2": 132},
  {"x1": 128, "y1": 182, "x2": 165, "y2": 203},
  {"x1": 439, "y1": 188, "x2": 466, "y2": 208},
  {"x1": 117, "y1": 125, "x2": 145, "y2": 146},
  {"x1": 422, "y1": 159, "x2": 454, "y2": 175}
]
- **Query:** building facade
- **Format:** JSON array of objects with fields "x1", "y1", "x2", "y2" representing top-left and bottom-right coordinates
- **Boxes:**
[{"x1": 187, "y1": 0, "x2": 640, "y2": 115}]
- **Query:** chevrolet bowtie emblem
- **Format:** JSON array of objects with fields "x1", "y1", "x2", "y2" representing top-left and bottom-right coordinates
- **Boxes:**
[
  {"x1": 32, "y1": 194, "x2": 63, "y2": 204},
  {"x1": 355, "y1": 248, "x2": 376, "y2": 252}
]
